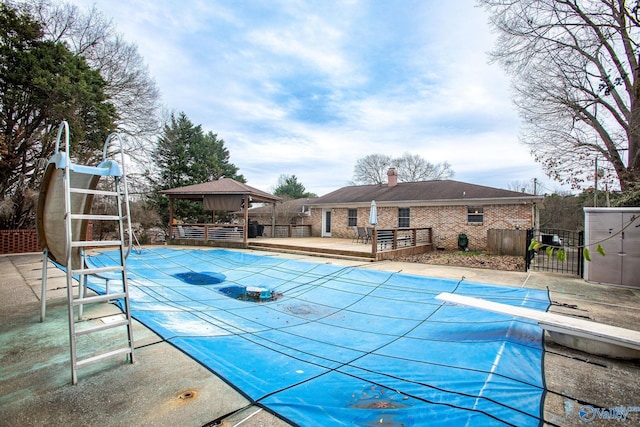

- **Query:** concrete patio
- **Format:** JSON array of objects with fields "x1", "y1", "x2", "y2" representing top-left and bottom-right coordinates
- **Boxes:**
[{"x1": 1, "y1": 245, "x2": 639, "y2": 426}]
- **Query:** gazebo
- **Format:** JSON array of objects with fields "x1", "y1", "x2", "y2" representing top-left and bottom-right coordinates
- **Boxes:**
[{"x1": 160, "y1": 178, "x2": 281, "y2": 247}]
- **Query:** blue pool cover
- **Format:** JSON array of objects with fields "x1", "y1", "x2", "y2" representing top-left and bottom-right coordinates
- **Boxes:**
[{"x1": 84, "y1": 248, "x2": 549, "y2": 426}]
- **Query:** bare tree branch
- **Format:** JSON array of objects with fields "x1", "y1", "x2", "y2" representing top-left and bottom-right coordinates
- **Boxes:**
[
  {"x1": 13, "y1": 0, "x2": 161, "y2": 164},
  {"x1": 352, "y1": 153, "x2": 454, "y2": 184},
  {"x1": 480, "y1": 0, "x2": 640, "y2": 191}
]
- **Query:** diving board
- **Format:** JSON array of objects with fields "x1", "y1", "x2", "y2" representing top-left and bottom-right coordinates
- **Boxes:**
[{"x1": 435, "y1": 292, "x2": 640, "y2": 359}]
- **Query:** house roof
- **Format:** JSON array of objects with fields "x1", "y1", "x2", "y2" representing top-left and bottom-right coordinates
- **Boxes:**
[
  {"x1": 247, "y1": 197, "x2": 318, "y2": 215},
  {"x1": 160, "y1": 178, "x2": 281, "y2": 203},
  {"x1": 310, "y1": 180, "x2": 542, "y2": 206}
]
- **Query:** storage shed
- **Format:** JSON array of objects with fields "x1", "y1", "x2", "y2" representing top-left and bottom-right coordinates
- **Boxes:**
[{"x1": 584, "y1": 207, "x2": 640, "y2": 288}]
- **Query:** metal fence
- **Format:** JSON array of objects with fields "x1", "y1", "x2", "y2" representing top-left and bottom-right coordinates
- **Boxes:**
[
  {"x1": 170, "y1": 224, "x2": 244, "y2": 241},
  {"x1": 373, "y1": 227, "x2": 432, "y2": 252},
  {"x1": 526, "y1": 228, "x2": 584, "y2": 276}
]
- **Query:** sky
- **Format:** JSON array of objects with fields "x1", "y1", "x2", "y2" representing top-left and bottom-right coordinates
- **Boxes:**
[{"x1": 70, "y1": 0, "x2": 566, "y2": 196}]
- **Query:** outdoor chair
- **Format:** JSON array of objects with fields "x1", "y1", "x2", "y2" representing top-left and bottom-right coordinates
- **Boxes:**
[
  {"x1": 351, "y1": 226, "x2": 360, "y2": 243},
  {"x1": 356, "y1": 226, "x2": 368, "y2": 243},
  {"x1": 365, "y1": 227, "x2": 373, "y2": 244}
]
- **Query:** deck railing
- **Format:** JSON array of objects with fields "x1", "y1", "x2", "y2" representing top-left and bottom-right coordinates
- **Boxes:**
[
  {"x1": 373, "y1": 227, "x2": 432, "y2": 254},
  {"x1": 169, "y1": 223, "x2": 313, "y2": 242},
  {"x1": 170, "y1": 224, "x2": 244, "y2": 242}
]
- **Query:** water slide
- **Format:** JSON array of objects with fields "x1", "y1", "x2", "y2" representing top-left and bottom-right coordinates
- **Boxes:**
[{"x1": 36, "y1": 121, "x2": 128, "y2": 270}]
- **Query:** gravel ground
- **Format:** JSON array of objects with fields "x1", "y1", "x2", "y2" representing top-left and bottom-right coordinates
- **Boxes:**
[{"x1": 398, "y1": 250, "x2": 526, "y2": 272}]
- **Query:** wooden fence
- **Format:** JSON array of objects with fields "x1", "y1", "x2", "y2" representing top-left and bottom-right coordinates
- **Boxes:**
[
  {"x1": 486, "y1": 229, "x2": 527, "y2": 256},
  {"x1": 263, "y1": 224, "x2": 312, "y2": 238}
]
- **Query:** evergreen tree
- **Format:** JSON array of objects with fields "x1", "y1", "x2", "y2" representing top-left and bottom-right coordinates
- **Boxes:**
[
  {"x1": 150, "y1": 112, "x2": 245, "y2": 224},
  {"x1": 273, "y1": 174, "x2": 317, "y2": 199},
  {"x1": 0, "y1": 4, "x2": 117, "y2": 229}
]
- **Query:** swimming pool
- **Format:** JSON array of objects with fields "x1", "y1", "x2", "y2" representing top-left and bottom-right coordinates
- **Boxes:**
[{"x1": 84, "y1": 247, "x2": 549, "y2": 426}]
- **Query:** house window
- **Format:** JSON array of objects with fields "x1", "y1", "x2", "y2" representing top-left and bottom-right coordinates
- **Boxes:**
[
  {"x1": 398, "y1": 207, "x2": 410, "y2": 227},
  {"x1": 348, "y1": 209, "x2": 357, "y2": 227},
  {"x1": 468, "y1": 206, "x2": 484, "y2": 223}
]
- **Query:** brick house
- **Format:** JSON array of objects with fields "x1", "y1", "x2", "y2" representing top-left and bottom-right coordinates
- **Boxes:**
[{"x1": 308, "y1": 168, "x2": 542, "y2": 251}]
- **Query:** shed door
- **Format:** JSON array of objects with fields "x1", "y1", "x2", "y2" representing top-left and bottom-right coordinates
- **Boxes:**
[{"x1": 587, "y1": 211, "x2": 622, "y2": 284}]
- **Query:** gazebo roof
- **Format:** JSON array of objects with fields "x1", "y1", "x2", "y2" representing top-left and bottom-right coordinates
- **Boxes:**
[{"x1": 160, "y1": 178, "x2": 281, "y2": 203}]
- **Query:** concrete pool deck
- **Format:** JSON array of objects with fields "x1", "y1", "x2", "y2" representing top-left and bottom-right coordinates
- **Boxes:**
[{"x1": 1, "y1": 246, "x2": 639, "y2": 426}]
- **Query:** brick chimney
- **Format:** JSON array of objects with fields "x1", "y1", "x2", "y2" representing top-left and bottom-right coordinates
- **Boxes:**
[{"x1": 387, "y1": 167, "x2": 398, "y2": 187}]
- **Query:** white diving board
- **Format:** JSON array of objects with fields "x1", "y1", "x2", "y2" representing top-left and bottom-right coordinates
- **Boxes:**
[{"x1": 435, "y1": 292, "x2": 640, "y2": 359}]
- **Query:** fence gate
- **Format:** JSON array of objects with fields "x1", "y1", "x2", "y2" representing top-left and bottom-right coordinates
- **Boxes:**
[{"x1": 526, "y1": 228, "x2": 584, "y2": 276}]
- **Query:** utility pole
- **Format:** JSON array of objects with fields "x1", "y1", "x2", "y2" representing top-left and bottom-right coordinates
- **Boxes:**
[{"x1": 594, "y1": 158, "x2": 598, "y2": 207}]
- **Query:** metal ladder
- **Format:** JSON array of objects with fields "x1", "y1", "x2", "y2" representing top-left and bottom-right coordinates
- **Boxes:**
[{"x1": 40, "y1": 121, "x2": 135, "y2": 385}]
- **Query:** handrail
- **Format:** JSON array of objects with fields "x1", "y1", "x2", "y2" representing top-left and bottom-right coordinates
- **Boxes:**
[
  {"x1": 104, "y1": 132, "x2": 135, "y2": 258},
  {"x1": 372, "y1": 227, "x2": 432, "y2": 253},
  {"x1": 54, "y1": 120, "x2": 70, "y2": 154},
  {"x1": 54, "y1": 121, "x2": 134, "y2": 258},
  {"x1": 170, "y1": 223, "x2": 245, "y2": 241}
]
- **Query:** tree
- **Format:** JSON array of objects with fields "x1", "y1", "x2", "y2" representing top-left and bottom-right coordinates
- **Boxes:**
[
  {"x1": 539, "y1": 193, "x2": 586, "y2": 230},
  {"x1": 395, "y1": 153, "x2": 454, "y2": 182},
  {"x1": 11, "y1": 0, "x2": 161, "y2": 162},
  {"x1": 0, "y1": 3, "x2": 117, "y2": 229},
  {"x1": 611, "y1": 182, "x2": 640, "y2": 206},
  {"x1": 352, "y1": 154, "x2": 393, "y2": 185},
  {"x1": 149, "y1": 112, "x2": 245, "y2": 224},
  {"x1": 273, "y1": 174, "x2": 317, "y2": 199},
  {"x1": 352, "y1": 153, "x2": 454, "y2": 185},
  {"x1": 506, "y1": 180, "x2": 536, "y2": 194},
  {"x1": 479, "y1": 0, "x2": 640, "y2": 193}
]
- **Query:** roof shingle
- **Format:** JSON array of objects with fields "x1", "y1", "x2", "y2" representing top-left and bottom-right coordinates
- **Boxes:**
[
  {"x1": 160, "y1": 178, "x2": 280, "y2": 203},
  {"x1": 310, "y1": 180, "x2": 540, "y2": 205}
]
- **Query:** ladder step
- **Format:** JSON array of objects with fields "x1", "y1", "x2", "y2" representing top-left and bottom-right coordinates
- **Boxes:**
[
  {"x1": 71, "y1": 265, "x2": 124, "y2": 276},
  {"x1": 71, "y1": 214, "x2": 121, "y2": 221},
  {"x1": 75, "y1": 319, "x2": 131, "y2": 336},
  {"x1": 55, "y1": 147, "x2": 135, "y2": 384},
  {"x1": 70, "y1": 188, "x2": 119, "y2": 197},
  {"x1": 71, "y1": 240, "x2": 122, "y2": 247},
  {"x1": 73, "y1": 292, "x2": 127, "y2": 305},
  {"x1": 76, "y1": 347, "x2": 133, "y2": 368}
]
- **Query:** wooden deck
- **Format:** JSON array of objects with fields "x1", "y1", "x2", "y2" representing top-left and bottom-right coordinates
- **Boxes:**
[
  {"x1": 248, "y1": 237, "x2": 375, "y2": 261},
  {"x1": 248, "y1": 237, "x2": 433, "y2": 262},
  {"x1": 168, "y1": 226, "x2": 434, "y2": 262}
]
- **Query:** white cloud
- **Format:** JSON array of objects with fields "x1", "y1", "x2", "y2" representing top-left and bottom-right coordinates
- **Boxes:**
[{"x1": 68, "y1": 0, "x2": 565, "y2": 196}]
